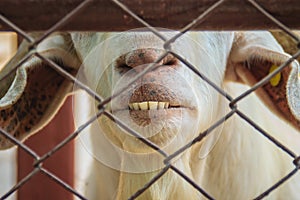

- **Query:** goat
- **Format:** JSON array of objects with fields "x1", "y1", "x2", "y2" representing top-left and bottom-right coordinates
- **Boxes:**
[{"x1": 0, "y1": 31, "x2": 300, "y2": 199}]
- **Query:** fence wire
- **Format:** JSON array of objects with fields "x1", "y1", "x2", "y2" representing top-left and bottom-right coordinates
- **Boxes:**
[{"x1": 0, "y1": 0, "x2": 300, "y2": 200}]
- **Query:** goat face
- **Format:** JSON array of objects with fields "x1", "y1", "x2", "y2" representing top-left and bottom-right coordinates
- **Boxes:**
[{"x1": 70, "y1": 31, "x2": 234, "y2": 157}]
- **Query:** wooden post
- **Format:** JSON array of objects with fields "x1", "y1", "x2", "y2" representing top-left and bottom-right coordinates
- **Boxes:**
[
  {"x1": 17, "y1": 97, "x2": 74, "y2": 200},
  {"x1": 1, "y1": 0, "x2": 300, "y2": 31}
]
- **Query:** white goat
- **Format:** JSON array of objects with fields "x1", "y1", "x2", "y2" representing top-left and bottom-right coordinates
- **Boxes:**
[{"x1": 0, "y1": 31, "x2": 300, "y2": 200}]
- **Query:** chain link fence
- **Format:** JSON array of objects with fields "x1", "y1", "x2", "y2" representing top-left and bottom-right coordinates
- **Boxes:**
[{"x1": 0, "y1": 0, "x2": 300, "y2": 199}]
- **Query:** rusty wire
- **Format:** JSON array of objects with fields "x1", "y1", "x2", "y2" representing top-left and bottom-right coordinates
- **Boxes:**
[{"x1": 0, "y1": 0, "x2": 300, "y2": 199}]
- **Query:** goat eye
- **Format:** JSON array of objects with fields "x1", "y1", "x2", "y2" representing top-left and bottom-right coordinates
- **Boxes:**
[{"x1": 164, "y1": 59, "x2": 177, "y2": 66}]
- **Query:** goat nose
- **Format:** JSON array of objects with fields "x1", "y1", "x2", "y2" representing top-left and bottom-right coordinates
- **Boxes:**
[
  {"x1": 116, "y1": 49, "x2": 178, "y2": 73},
  {"x1": 125, "y1": 49, "x2": 164, "y2": 68}
]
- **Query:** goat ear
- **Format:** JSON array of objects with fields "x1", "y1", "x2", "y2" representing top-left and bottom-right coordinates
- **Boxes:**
[
  {"x1": 0, "y1": 33, "x2": 81, "y2": 149},
  {"x1": 226, "y1": 31, "x2": 300, "y2": 131}
]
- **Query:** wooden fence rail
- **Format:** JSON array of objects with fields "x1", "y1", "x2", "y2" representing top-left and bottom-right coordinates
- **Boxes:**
[{"x1": 0, "y1": 0, "x2": 300, "y2": 31}]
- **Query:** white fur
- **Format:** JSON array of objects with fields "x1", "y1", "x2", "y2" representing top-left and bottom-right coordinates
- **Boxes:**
[{"x1": 70, "y1": 31, "x2": 300, "y2": 199}]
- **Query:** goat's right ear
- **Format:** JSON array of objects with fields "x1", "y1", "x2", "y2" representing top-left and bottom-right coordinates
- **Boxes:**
[
  {"x1": 226, "y1": 31, "x2": 300, "y2": 131},
  {"x1": 0, "y1": 33, "x2": 81, "y2": 149}
]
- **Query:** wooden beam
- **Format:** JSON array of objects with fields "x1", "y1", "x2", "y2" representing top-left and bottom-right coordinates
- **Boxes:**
[
  {"x1": 17, "y1": 97, "x2": 75, "y2": 200},
  {"x1": 0, "y1": 0, "x2": 300, "y2": 31}
]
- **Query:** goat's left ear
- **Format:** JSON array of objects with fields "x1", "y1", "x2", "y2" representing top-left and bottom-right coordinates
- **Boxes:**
[
  {"x1": 0, "y1": 33, "x2": 81, "y2": 149},
  {"x1": 226, "y1": 31, "x2": 300, "y2": 131}
]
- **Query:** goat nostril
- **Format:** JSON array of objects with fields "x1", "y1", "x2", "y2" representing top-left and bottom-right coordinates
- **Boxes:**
[
  {"x1": 120, "y1": 63, "x2": 131, "y2": 69},
  {"x1": 163, "y1": 56, "x2": 178, "y2": 66},
  {"x1": 116, "y1": 62, "x2": 132, "y2": 74},
  {"x1": 164, "y1": 59, "x2": 177, "y2": 66},
  {"x1": 162, "y1": 53, "x2": 178, "y2": 66}
]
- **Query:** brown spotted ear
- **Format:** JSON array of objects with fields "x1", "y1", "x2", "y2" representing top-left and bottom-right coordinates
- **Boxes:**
[
  {"x1": 0, "y1": 33, "x2": 81, "y2": 149},
  {"x1": 226, "y1": 31, "x2": 300, "y2": 131}
]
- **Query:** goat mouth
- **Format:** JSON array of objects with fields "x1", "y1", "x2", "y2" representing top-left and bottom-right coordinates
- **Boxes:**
[
  {"x1": 127, "y1": 99, "x2": 188, "y2": 126},
  {"x1": 108, "y1": 97, "x2": 197, "y2": 150},
  {"x1": 128, "y1": 101, "x2": 182, "y2": 110},
  {"x1": 110, "y1": 80, "x2": 194, "y2": 142}
]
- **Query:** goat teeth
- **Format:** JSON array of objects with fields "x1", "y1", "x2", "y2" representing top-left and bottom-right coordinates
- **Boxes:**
[
  {"x1": 158, "y1": 102, "x2": 166, "y2": 109},
  {"x1": 129, "y1": 101, "x2": 170, "y2": 110},
  {"x1": 139, "y1": 102, "x2": 148, "y2": 110},
  {"x1": 165, "y1": 102, "x2": 169, "y2": 108},
  {"x1": 149, "y1": 101, "x2": 158, "y2": 110},
  {"x1": 132, "y1": 103, "x2": 139, "y2": 110},
  {"x1": 129, "y1": 104, "x2": 133, "y2": 110}
]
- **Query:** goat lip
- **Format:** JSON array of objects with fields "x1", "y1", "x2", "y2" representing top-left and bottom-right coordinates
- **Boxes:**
[
  {"x1": 111, "y1": 104, "x2": 193, "y2": 113},
  {"x1": 128, "y1": 101, "x2": 184, "y2": 111},
  {"x1": 129, "y1": 107, "x2": 184, "y2": 113},
  {"x1": 127, "y1": 109, "x2": 184, "y2": 127}
]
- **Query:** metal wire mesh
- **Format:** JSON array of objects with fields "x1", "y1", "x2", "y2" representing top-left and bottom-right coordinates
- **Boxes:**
[{"x1": 0, "y1": 0, "x2": 300, "y2": 199}]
